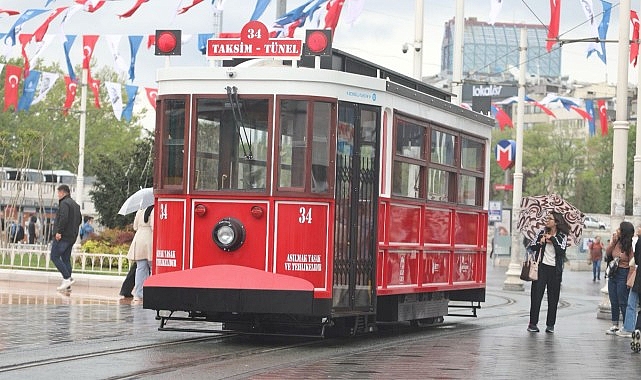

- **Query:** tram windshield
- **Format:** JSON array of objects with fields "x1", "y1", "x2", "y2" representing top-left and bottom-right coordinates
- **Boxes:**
[{"x1": 194, "y1": 97, "x2": 269, "y2": 191}]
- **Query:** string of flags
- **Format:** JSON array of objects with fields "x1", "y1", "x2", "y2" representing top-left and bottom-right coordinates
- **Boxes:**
[
  {"x1": 486, "y1": 94, "x2": 609, "y2": 137},
  {"x1": 0, "y1": 0, "x2": 355, "y2": 121}
]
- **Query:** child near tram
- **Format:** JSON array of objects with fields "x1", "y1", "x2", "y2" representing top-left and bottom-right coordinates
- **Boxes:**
[{"x1": 527, "y1": 212, "x2": 568, "y2": 333}]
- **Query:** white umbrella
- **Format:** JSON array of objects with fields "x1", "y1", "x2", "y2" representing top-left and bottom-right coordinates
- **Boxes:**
[{"x1": 118, "y1": 188, "x2": 154, "y2": 215}]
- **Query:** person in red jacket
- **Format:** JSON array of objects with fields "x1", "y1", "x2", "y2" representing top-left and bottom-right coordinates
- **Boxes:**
[{"x1": 589, "y1": 236, "x2": 604, "y2": 281}]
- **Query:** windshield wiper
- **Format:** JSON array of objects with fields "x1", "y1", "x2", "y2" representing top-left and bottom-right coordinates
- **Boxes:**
[{"x1": 226, "y1": 86, "x2": 253, "y2": 160}]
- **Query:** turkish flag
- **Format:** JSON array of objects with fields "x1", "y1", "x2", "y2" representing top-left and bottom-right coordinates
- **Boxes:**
[
  {"x1": 546, "y1": 0, "x2": 561, "y2": 52},
  {"x1": 89, "y1": 75, "x2": 101, "y2": 109},
  {"x1": 597, "y1": 99, "x2": 608, "y2": 136},
  {"x1": 19, "y1": 33, "x2": 33, "y2": 77},
  {"x1": 145, "y1": 87, "x2": 158, "y2": 110},
  {"x1": 631, "y1": 11, "x2": 640, "y2": 66},
  {"x1": 63, "y1": 76, "x2": 78, "y2": 115},
  {"x1": 3, "y1": 64, "x2": 22, "y2": 112},
  {"x1": 82, "y1": 35, "x2": 99, "y2": 70}
]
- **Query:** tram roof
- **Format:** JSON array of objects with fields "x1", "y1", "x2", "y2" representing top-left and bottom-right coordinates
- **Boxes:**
[{"x1": 224, "y1": 48, "x2": 452, "y2": 102}]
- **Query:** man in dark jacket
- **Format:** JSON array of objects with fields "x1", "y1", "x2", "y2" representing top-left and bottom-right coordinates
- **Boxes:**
[{"x1": 51, "y1": 184, "x2": 82, "y2": 291}]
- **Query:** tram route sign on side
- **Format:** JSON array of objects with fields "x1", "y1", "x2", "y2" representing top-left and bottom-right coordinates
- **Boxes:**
[{"x1": 208, "y1": 20, "x2": 302, "y2": 58}]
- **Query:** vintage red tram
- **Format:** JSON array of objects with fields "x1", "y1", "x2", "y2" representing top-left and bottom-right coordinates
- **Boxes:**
[{"x1": 143, "y1": 48, "x2": 494, "y2": 336}]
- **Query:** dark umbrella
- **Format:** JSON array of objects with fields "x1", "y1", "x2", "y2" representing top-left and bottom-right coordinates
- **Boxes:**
[{"x1": 517, "y1": 194, "x2": 584, "y2": 246}]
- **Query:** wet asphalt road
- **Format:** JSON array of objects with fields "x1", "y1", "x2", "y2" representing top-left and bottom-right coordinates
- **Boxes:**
[{"x1": 1, "y1": 265, "x2": 640, "y2": 379}]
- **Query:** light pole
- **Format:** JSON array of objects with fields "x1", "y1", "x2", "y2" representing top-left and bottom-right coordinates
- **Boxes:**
[
  {"x1": 503, "y1": 27, "x2": 527, "y2": 291},
  {"x1": 75, "y1": 67, "x2": 88, "y2": 211}
]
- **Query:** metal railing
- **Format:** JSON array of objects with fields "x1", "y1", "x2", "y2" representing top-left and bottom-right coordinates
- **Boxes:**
[{"x1": 0, "y1": 243, "x2": 128, "y2": 275}]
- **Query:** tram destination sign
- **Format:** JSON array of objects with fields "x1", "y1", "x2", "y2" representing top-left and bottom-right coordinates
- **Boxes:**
[{"x1": 208, "y1": 20, "x2": 302, "y2": 58}]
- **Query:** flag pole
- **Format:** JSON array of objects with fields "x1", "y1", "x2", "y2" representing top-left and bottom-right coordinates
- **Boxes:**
[
  {"x1": 503, "y1": 27, "x2": 527, "y2": 292},
  {"x1": 413, "y1": 0, "x2": 423, "y2": 80},
  {"x1": 611, "y1": 0, "x2": 630, "y2": 228},
  {"x1": 76, "y1": 67, "x2": 87, "y2": 212},
  {"x1": 451, "y1": 0, "x2": 464, "y2": 105}
]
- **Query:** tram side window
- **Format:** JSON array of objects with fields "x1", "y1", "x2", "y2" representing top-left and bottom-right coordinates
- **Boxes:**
[
  {"x1": 459, "y1": 138, "x2": 485, "y2": 206},
  {"x1": 194, "y1": 98, "x2": 268, "y2": 191},
  {"x1": 279, "y1": 100, "x2": 307, "y2": 189},
  {"x1": 162, "y1": 99, "x2": 186, "y2": 187},
  {"x1": 392, "y1": 118, "x2": 426, "y2": 198},
  {"x1": 311, "y1": 102, "x2": 331, "y2": 193}
]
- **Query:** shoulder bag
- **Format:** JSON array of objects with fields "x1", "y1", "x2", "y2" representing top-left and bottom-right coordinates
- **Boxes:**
[
  {"x1": 520, "y1": 250, "x2": 542, "y2": 281},
  {"x1": 606, "y1": 257, "x2": 620, "y2": 278}
]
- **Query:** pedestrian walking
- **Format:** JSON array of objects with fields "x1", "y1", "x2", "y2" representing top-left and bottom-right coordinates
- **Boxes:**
[
  {"x1": 589, "y1": 236, "x2": 604, "y2": 281},
  {"x1": 127, "y1": 205, "x2": 153, "y2": 301},
  {"x1": 527, "y1": 212, "x2": 568, "y2": 334},
  {"x1": 119, "y1": 261, "x2": 137, "y2": 299},
  {"x1": 50, "y1": 184, "x2": 82, "y2": 291},
  {"x1": 27, "y1": 215, "x2": 38, "y2": 244},
  {"x1": 605, "y1": 221, "x2": 634, "y2": 335},
  {"x1": 631, "y1": 228, "x2": 641, "y2": 351}
]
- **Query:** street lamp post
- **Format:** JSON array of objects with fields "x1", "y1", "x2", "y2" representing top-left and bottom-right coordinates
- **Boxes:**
[{"x1": 503, "y1": 27, "x2": 527, "y2": 291}]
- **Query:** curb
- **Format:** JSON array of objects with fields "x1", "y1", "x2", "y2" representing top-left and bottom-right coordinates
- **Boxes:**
[{"x1": 0, "y1": 268, "x2": 124, "y2": 290}]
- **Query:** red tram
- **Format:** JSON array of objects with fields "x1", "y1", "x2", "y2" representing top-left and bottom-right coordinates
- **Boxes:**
[{"x1": 143, "y1": 46, "x2": 494, "y2": 336}]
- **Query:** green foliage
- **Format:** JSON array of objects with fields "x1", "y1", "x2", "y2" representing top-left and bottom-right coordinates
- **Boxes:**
[
  {"x1": 90, "y1": 136, "x2": 154, "y2": 228},
  {"x1": 0, "y1": 58, "x2": 144, "y2": 176}
]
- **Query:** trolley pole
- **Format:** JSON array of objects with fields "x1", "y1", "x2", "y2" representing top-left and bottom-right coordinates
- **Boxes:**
[
  {"x1": 503, "y1": 27, "x2": 527, "y2": 291},
  {"x1": 76, "y1": 67, "x2": 88, "y2": 212}
]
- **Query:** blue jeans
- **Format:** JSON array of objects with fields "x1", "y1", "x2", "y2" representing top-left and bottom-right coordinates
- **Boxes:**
[
  {"x1": 624, "y1": 289, "x2": 639, "y2": 332},
  {"x1": 50, "y1": 240, "x2": 73, "y2": 279},
  {"x1": 134, "y1": 259, "x2": 150, "y2": 299},
  {"x1": 592, "y1": 259, "x2": 601, "y2": 280},
  {"x1": 608, "y1": 267, "x2": 630, "y2": 323}
]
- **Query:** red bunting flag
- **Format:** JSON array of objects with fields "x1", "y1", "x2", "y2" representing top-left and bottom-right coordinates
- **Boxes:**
[
  {"x1": 178, "y1": 0, "x2": 204, "y2": 15},
  {"x1": 325, "y1": 0, "x2": 345, "y2": 34},
  {"x1": 597, "y1": 99, "x2": 608, "y2": 136},
  {"x1": 0, "y1": 9, "x2": 20, "y2": 16},
  {"x1": 3, "y1": 65, "x2": 22, "y2": 112},
  {"x1": 631, "y1": 11, "x2": 640, "y2": 66},
  {"x1": 89, "y1": 75, "x2": 101, "y2": 109},
  {"x1": 76, "y1": 0, "x2": 107, "y2": 13},
  {"x1": 118, "y1": 0, "x2": 149, "y2": 18},
  {"x1": 546, "y1": 0, "x2": 561, "y2": 52},
  {"x1": 33, "y1": 7, "x2": 68, "y2": 42},
  {"x1": 63, "y1": 76, "x2": 78, "y2": 115},
  {"x1": 82, "y1": 35, "x2": 99, "y2": 70},
  {"x1": 570, "y1": 105, "x2": 593, "y2": 121},
  {"x1": 145, "y1": 87, "x2": 158, "y2": 110},
  {"x1": 147, "y1": 34, "x2": 155, "y2": 48},
  {"x1": 19, "y1": 33, "x2": 33, "y2": 77}
]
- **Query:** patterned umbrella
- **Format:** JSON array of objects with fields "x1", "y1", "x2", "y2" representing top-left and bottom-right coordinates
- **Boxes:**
[{"x1": 517, "y1": 194, "x2": 584, "y2": 246}]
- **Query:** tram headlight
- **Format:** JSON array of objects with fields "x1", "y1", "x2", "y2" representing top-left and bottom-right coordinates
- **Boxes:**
[{"x1": 212, "y1": 218, "x2": 246, "y2": 252}]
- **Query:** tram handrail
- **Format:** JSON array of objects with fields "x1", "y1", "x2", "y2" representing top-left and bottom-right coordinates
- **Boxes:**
[{"x1": 0, "y1": 243, "x2": 128, "y2": 275}]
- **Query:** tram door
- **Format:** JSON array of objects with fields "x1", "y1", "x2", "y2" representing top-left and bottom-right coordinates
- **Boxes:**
[{"x1": 333, "y1": 102, "x2": 379, "y2": 312}]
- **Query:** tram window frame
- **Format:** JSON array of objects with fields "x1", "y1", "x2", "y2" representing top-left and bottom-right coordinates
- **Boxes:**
[
  {"x1": 275, "y1": 96, "x2": 336, "y2": 196},
  {"x1": 391, "y1": 115, "x2": 428, "y2": 199},
  {"x1": 156, "y1": 95, "x2": 189, "y2": 193},
  {"x1": 190, "y1": 95, "x2": 271, "y2": 193},
  {"x1": 391, "y1": 113, "x2": 485, "y2": 207}
]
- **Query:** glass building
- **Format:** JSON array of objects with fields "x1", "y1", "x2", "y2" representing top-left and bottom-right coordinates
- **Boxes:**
[{"x1": 441, "y1": 17, "x2": 561, "y2": 81}]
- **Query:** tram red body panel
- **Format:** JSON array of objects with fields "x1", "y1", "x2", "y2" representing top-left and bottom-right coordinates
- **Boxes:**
[{"x1": 154, "y1": 199, "x2": 187, "y2": 273}]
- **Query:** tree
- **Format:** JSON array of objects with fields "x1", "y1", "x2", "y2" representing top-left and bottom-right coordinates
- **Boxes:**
[{"x1": 90, "y1": 135, "x2": 153, "y2": 228}]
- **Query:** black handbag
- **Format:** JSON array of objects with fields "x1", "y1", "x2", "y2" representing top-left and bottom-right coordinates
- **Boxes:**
[
  {"x1": 520, "y1": 259, "x2": 532, "y2": 281},
  {"x1": 606, "y1": 257, "x2": 620, "y2": 278}
]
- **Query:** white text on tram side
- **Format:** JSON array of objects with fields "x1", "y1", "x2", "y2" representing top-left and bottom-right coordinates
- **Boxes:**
[
  {"x1": 156, "y1": 249, "x2": 177, "y2": 267},
  {"x1": 284, "y1": 253, "x2": 322, "y2": 271}
]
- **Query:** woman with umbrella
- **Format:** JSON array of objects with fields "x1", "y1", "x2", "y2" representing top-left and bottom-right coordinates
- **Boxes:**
[
  {"x1": 604, "y1": 221, "x2": 634, "y2": 335},
  {"x1": 527, "y1": 212, "x2": 569, "y2": 333}
]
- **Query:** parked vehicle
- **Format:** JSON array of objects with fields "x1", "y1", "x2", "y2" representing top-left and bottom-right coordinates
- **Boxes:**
[{"x1": 584, "y1": 216, "x2": 606, "y2": 229}]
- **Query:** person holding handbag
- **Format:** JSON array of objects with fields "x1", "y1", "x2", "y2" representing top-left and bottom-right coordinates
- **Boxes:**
[
  {"x1": 527, "y1": 212, "x2": 568, "y2": 333},
  {"x1": 605, "y1": 221, "x2": 634, "y2": 335}
]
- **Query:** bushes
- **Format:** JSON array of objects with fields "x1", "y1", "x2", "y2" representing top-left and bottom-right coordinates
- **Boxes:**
[{"x1": 79, "y1": 228, "x2": 135, "y2": 269}]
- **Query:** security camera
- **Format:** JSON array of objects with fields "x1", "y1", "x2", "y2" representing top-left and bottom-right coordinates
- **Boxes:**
[
  {"x1": 227, "y1": 70, "x2": 236, "y2": 78},
  {"x1": 414, "y1": 46, "x2": 421, "y2": 52},
  {"x1": 402, "y1": 43, "x2": 409, "y2": 54}
]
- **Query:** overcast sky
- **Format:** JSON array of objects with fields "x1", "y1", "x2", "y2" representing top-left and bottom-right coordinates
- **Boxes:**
[{"x1": 1, "y1": 0, "x2": 641, "y2": 89}]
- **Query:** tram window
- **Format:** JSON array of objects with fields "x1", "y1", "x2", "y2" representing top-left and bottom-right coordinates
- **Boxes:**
[
  {"x1": 194, "y1": 98, "x2": 268, "y2": 191},
  {"x1": 431, "y1": 130, "x2": 455, "y2": 166},
  {"x1": 392, "y1": 162, "x2": 422, "y2": 198},
  {"x1": 279, "y1": 100, "x2": 307, "y2": 189},
  {"x1": 458, "y1": 175, "x2": 480, "y2": 206},
  {"x1": 396, "y1": 120, "x2": 425, "y2": 159},
  {"x1": 161, "y1": 99, "x2": 186, "y2": 187},
  {"x1": 311, "y1": 102, "x2": 330, "y2": 193},
  {"x1": 461, "y1": 138, "x2": 484, "y2": 172},
  {"x1": 428, "y1": 168, "x2": 453, "y2": 202}
]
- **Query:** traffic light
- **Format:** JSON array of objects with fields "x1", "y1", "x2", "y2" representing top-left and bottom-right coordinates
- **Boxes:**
[
  {"x1": 155, "y1": 30, "x2": 181, "y2": 56},
  {"x1": 303, "y1": 29, "x2": 332, "y2": 57}
]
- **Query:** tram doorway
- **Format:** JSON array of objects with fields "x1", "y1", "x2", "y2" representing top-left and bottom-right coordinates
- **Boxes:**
[{"x1": 332, "y1": 102, "x2": 379, "y2": 313}]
